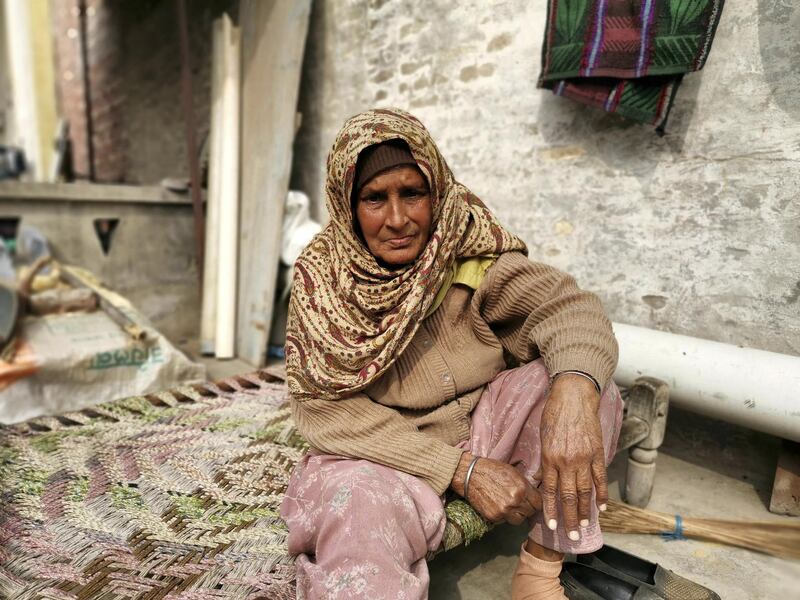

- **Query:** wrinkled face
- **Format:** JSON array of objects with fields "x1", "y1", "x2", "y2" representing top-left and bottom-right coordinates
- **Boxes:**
[{"x1": 355, "y1": 165, "x2": 433, "y2": 267}]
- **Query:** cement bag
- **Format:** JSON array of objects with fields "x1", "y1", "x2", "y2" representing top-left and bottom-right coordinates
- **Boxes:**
[{"x1": 0, "y1": 282, "x2": 206, "y2": 424}]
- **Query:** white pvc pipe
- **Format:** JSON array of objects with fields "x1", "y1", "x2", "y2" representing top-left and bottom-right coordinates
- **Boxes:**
[
  {"x1": 214, "y1": 15, "x2": 240, "y2": 360},
  {"x1": 613, "y1": 322, "x2": 800, "y2": 442}
]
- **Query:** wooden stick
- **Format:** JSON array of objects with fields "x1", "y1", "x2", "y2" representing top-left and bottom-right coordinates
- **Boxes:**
[{"x1": 60, "y1": 267, "x2": 146, "y2": 342}]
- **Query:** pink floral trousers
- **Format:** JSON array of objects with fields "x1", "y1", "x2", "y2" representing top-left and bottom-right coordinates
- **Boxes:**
[{"x1": 280, "y1": 360, "x2": 624, "y2": 599}]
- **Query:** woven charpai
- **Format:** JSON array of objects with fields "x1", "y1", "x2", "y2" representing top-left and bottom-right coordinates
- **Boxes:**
[{"x1": 0, "y1": 371, "x2": 488, "y2": 599}]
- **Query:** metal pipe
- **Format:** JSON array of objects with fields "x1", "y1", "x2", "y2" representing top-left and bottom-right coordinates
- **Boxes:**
[{"x1": 613, "y1": 322, "x2": 800, "y2": 442}]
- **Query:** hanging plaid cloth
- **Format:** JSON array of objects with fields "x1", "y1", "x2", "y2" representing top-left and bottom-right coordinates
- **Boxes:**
[{"x1": 538, "y1": 0, "x2": 725, "y2": 132}]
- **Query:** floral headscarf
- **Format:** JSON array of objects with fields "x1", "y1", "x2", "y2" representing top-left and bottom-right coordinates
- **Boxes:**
[{"x1": 286, "y1": 108, "x2": 526, "y2": 401}]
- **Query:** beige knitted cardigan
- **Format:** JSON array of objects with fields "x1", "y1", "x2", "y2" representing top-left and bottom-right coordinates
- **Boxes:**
[
  {"x1": 285, "y1": 108, "x2": 526, "y2": 403},
  {"x1": 291, "y1": 251, "x2": 618, "y2": 494}
]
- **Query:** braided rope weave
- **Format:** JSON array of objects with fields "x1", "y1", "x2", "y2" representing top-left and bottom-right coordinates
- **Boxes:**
[{"x1": 0, "y1": 371, "x2": 489, "y2": 599}]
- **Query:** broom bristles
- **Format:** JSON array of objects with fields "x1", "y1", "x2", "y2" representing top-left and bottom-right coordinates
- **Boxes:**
[{"x1": 599, "y1": 499, "x2": 800, "y2": 560}]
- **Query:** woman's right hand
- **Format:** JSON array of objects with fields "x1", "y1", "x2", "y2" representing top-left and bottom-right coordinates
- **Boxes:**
[{"x1": 451, "y1": 452, "x2": 542, "y2": 525}]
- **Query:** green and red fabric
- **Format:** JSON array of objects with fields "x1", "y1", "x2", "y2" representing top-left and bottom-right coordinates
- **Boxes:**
[{"x1": 538, "y1": 0, "x2": 725, "y2": 131}]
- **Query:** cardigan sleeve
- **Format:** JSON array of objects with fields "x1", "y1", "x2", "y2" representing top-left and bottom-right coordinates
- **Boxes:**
[
  {"x1": 474, "y1": 251, "x2": 618, "y2": 388},
  {"x1": 291, "y1": 392, "x2": 464, "y2": 495}
]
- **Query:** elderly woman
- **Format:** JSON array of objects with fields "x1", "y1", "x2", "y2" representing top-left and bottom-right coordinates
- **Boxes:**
[{"x1": 280, "y1": 108, "x2": 622, "y2": 599}]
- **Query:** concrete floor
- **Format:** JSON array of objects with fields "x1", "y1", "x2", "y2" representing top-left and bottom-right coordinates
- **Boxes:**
[
  {"x1": 194, "y1": 353, "x2": 800, "y2": 599},
  {"x1": 177, "y1": 339, "x2": 259, "y2": 381},
  {"x1": 429, "y1": 407, "x2": 800, "y2": 600}
]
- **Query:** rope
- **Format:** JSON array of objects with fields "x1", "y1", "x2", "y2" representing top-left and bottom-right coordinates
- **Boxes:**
[{"x1": 661, "y1": 514, "x2": 686, "y2": 541}]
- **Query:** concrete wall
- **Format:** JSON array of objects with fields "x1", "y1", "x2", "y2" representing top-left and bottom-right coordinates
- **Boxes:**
[
  {"x1": 291, "y1": 0, "x2": 800, "y2": 356},
  {"x1": 0, "y1": 183, "x2": 200, "y2": 343}
]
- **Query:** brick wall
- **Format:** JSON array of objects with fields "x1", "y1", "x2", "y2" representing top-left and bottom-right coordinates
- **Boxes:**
[
  {"x1": 51, "y1": 0, "x2": 234, "y2": 184},
  {"x1": 51, "y1": 0, "x2": 124, "y2": 181}
]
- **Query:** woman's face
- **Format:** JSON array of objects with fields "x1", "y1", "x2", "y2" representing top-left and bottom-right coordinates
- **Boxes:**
[{"x1": 355, "y1": 165, "x2": 433, "y2": 267}]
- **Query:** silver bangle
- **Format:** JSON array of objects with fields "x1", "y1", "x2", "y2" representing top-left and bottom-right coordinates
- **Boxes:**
[
  {"x1": 463, "y1": 456, "x2": 480, "y2": 502},
  {"x1": 553, "y1": 370, "x2": 601, "y2": 394}
]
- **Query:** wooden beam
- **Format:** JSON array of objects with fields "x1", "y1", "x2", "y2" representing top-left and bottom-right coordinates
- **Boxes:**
[
  {"x1": 0, "y1": 182, "x2": 196, "y2": 205},
  {"x1": 200, "y1": 17, "x2": 227, "y2": 356},
  {"x1": 29, "y1": 0, "x2": 59, "y2": 181},
  {"x1": 213, "y1": 15, "x2": 240, "y2": 360},
  {"x1": 175, "y1": 0, "x2": 206, "y2": 286},
  {"x1": 236, "y1": 0, "x2": 311, "y2": 366}
]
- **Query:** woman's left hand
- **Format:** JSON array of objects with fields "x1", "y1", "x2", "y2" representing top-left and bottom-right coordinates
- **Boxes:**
[{"x1": 536, "y1": 373, "x2": 607, "y2": 541}]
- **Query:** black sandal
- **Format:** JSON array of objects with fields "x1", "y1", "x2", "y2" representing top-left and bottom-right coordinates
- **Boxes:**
[
  {"x1": 574, "y1": 545, "x2": 721, "y2": 600},
  {"x1": 561, "y1": 562, "x2": 664, "y2": 599}
]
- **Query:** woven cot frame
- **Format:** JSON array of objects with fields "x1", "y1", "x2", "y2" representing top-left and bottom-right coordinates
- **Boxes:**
[
  {"x1": 0, "y1": 370, "x2": 489, "y2": 599},
  {"x1": 0, "y1": 369, "x2": 666, "y2": 599}
]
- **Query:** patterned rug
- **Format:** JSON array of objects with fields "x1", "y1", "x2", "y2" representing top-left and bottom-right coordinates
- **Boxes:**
[
  {"x1": 0, "y1": 371, "x2": 488, "y2": 599},
  {"x1": 538, "y1": 0, "x2": 725, "y2": 131}
]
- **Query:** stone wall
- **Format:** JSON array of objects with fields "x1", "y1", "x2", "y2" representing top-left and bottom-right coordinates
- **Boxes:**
[{"x1": 290, "y1": 0, "x2": 800, "y2": 356}]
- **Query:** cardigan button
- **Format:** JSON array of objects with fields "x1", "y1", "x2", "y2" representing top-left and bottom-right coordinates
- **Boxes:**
[
  {"x1": 422, "y1": 339, "x2": 432, "y2": 348},
  {"x1": 442, "y1": 373, "x2": 451, "y2": 383}
]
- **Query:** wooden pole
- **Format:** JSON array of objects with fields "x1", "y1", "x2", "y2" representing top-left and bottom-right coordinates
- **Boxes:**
[
  {"x1": 213, "y1": 15, "x2": 240, "y2": 360},
  {"x1": 77, "y1": 0, "x2": 95, "y2": 181},
  {"x1": 175, "y1": 0, "x2": 205, "y2": 286},
  {"x1": 200, "y1": 17, "x2": 226, "y2": 356}
]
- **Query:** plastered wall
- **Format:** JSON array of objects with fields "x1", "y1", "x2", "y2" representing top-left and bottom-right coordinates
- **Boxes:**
[{"x1": 291, "y1": 0, "x2": 800, "y2": 356}]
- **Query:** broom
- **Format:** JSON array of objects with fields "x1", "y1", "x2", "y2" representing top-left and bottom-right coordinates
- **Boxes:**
[{"x1": 599, "y1": 499, "x2": 800, "y2": 560}]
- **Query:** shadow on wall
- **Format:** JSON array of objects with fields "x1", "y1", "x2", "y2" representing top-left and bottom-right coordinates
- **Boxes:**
[
  {"x1": 533, "y1": 75, "x2": 703, "y2": 173},
  {"x1": 290, "y1": 0, "x2": 328, "y2": 222},
  {"x1": 758, "y1": 0, "x2": 800, "y2": 121},
  {"x1": 530, "y1": 76, "x2": 702, "y2": 215}
]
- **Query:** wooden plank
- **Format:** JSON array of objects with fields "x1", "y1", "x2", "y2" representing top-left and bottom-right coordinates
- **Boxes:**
[
  {"x1": 214, "y1": 16, "x2": 241, "y2": 360},
  {"x1": 29, "y1": 0, "x2": 59, "y2": 181},
  {"x1": 0, "y1": 182, "x2": 194, "y2": 205},
  {"x1": 200, "y1": 17, "x2": 227, "y2": 355},
  {"x1": 236, "y1": 0, "x2": 311, "y2": 366}
]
